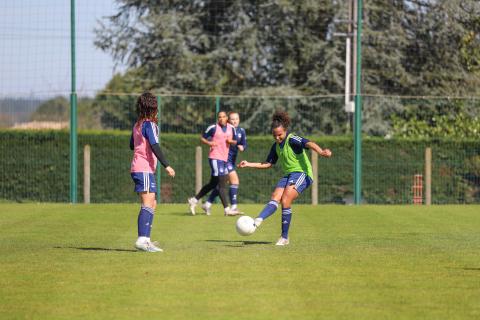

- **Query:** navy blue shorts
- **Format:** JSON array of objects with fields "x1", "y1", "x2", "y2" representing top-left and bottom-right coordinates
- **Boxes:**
[
  {"x1": 209, "y1": 159, "x2": 228, "y2": 177},
  {"x1": 131, "y1": 172, "x2": 157, "y2": 193},
  {"x1": 275, "y1": 172, "x2": 313, "y2": 194}
]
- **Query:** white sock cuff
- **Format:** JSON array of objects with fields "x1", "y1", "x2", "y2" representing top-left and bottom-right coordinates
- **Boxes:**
[
  {"x1": 268, "y1": 200, "x2": 279, "y2": 208},
  {"x1": 141, "y1": 206, "x2": 155, "y2": 214}
]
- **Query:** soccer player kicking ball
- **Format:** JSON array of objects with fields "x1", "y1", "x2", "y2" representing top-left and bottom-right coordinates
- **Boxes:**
[
  {"x1": 238, "y1": 111, "x2": 332, "y2": 246},
  {"x1": 130, "y1": 92, "x2": 175, "y2": 252}
]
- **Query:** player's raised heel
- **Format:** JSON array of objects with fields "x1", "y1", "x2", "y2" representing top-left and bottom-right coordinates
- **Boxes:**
[
  {"x1": 188, "y1": 197, "x2": 198, "y2": 215},
  {"x1": 275, "y1": 237, "x2": 289, "y2": 246}
]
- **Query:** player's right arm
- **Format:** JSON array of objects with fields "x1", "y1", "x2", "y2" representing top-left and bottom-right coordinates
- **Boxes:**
[
  {"x1": 201, "y1": 124, "x2": 217, "y2": 147},
  {"x1": 238, "y1": 143, "x2": 275, "y2": 169},
  {"x1": 238, "y1": 161, "x2": 272, "y2": 169}
]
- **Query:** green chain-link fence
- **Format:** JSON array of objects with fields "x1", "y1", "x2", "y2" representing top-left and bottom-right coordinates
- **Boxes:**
[
  {"x1": 1, "y1": 95, "x2": 479, "y2": 204},
  {"x1": 1, "y1": 1, "x2": 479, "y2": 204}
]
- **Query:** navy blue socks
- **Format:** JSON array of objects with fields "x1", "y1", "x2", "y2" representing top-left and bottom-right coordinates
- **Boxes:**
[
  {"x1": 281, "y1": 208, "x2": 292, "y2": 239},
  {"x1": 138, "y1": 206, "x2": 154, "y2": 237},
  {"x1": 229, "y1": 184, "x2": 239, "y2": 206},
  {"x1": 258, "y1": 200, "x2": 279, "y2": 220}
]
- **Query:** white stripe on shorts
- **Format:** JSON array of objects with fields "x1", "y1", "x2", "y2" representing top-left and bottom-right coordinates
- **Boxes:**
[
  {"x1": 212, "y1": 160, "x2": 219, "y2": 176},
  {"x1": 295, "y1": 173, "x2": 306, "y2": 190},
  {"x1": 146, "y1": 173, "x2": 150, "y2": 192}
]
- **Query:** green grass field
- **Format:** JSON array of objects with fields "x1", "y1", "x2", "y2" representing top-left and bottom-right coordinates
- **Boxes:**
[{"x1": 1, "y1": 204, "x2": 479, "y2": 319}]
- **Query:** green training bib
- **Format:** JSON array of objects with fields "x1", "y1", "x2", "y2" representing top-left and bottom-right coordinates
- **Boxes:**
[{"x1": 276, "y1": 133, "x2": 313, "y2": 179}]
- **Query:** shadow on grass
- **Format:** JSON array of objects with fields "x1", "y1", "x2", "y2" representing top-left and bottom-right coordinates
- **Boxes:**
[
  {"x1": 462, "y1": 267, "x2": 480, "y2": 271},
  {"x1": 206, "y1": 239, "x2": 272, "y2": 246},
  {"x1": 166, "y1": 211, "x2": 198, "y2": 216},
  {"x1": 54, "y1": 246, "x2": 137, "y2": 252}
]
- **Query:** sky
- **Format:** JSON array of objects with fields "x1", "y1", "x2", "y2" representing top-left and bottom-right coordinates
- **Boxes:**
[{"x1": 0, "y1": 0, "x2": 123, "y2": 97}]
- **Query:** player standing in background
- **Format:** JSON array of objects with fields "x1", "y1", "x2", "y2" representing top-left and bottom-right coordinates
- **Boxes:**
[
  {"x1": 238, "y1": 111, "x2": 332, "y2": 246},
  {"x1": 188, "y1": 111, "x2": 239, "y2": 216},
  {"x1": 202, "y1": 112, "x2": 247, "y2": 215},
  {"x1": 130, "y1": 92, "x2": 175, "y2": 252}
]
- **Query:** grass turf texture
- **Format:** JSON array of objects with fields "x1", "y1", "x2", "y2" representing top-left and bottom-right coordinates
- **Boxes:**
[{"x1": 0, "y1": 204, "x2": 479, "y2": 319}]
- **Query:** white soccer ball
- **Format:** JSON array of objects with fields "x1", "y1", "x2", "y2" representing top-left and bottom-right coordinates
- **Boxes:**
[{"x1": 236, "y1": 216, "x2": 256, "y2": 236}]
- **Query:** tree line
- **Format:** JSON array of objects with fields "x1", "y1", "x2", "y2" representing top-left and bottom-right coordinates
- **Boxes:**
[{"x1": 31, "y1": 0, "x2": 480, "y2": 136}]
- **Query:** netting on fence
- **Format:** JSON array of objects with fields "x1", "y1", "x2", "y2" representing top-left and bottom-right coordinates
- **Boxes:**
[
  {"x1": 1, "y1": 1, "x2": 479, "y2": 204},
  {"x1": 1, "y1": 96, "x2": 479, "y2": 204}
]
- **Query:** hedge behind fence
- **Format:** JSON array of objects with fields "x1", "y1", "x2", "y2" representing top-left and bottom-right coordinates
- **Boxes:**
[{"x1": 0, "y1": 130, "x2": 479, "y2": 204}]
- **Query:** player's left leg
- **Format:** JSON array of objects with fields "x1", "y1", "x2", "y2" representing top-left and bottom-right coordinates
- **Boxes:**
[
  {"x1": 189, "y1": 159, "x2": 221, "y2": 215},
  {"x1": 253, "y1": 185, "x2": 285, "y2": 227},
  {"x1": 228, "y1": 169, "x2": 240, "y2": 211},
  {"x1": 136, "y1": 191, "x2": 162, "y2": 252},
  {"x1": 132, "y1": 172, "x2": 162, "y2": 252},
  {"x1": 203, "y1": 186, "x2": 220, "y2": 215},
  {"x1": 276, "y1": 173, "x2": 312, "y2": 246}
]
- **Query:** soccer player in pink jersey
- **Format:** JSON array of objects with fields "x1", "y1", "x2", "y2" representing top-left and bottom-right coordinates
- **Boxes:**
[
  {"x1": 203, "y1": 112, "x2": 247, "y2": 215},
  {"x1": 130, "y1": 92, "x2": 175, "y2": 252},
  {"x1": 188, "y1": 111, "x2": 239, "y2": 216}
]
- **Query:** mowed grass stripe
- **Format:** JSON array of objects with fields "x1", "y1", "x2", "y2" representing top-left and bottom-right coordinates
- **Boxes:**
[{"x1": 0, "y1": 204, "x2": 479, "y2": 320}]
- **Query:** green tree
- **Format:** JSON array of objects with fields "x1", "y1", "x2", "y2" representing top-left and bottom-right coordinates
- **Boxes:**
[
  {"x1": 94, "y1": 0, "x2": 343, "y2": 95},
  {"x1": 400, "y1": 0, "x2": 480, "y2": 96},
  {"x1": 93, "y1": 0, "x2": 480, "y2": 135},
  {"x1": 362, "y1": 0, "x2": 415, "y2": 95},
  {"x1": 390, "y1": 99, "x2": 480, "y2": 138}
]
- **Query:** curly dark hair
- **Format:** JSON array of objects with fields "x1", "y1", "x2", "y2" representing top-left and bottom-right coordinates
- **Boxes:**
[
  {"x1": 271, "y1": 110, "x2": 290, "y2": 131},
  {"x1": 136, "y1": 92, "x2": 158, "y2": 123}
]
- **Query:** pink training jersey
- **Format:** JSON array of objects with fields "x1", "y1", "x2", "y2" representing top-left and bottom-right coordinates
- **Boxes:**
[
  {"x1": 131, "y1": 121, "x2": 158, "y2": 173},
  {"x1": 209, "y1": 123, "x2": 234, "y2": 162}
]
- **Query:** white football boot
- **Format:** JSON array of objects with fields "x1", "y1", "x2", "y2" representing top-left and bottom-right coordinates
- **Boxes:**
[
  {"x1": 135, "y1": 239, "x2": 163, "y2": 252},
  {"x1": 188, "y1": 197, "x2": 198, "y2": 215},
  {"x1": 201, "y1": 202, "x2": 212, "y2": 215},
  {"x1": 229, "y1": 205, "x2": 244, "y2": 215},
  {"x1": 224, "y1": 207, "x2": 243, "y2": 216},
  {"x1": 275, "y1": 237, "x2": 289, "y2": 246}
]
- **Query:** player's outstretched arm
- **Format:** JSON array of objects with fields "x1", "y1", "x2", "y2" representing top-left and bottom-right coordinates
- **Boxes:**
[
  {"x1": 238, "y1": 160, "x2": 272, "y2": 169},
  {"x1": 306, "y1": 141, "x2": 332, "y2": 158}
]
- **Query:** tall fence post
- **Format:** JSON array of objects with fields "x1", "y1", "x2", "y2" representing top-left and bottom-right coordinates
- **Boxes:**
[
  {"x1": 353, "y1": 0, "x2": 363, "y2": 205},
  {"x1": 215, "y1": 96, "x2": 220, "y2": 114},
  {"x1": 69, "y1": 0, "x2": 78, "y2": 203},
  {"x1": 195, "y1": 146, "x2": 203, "y2": 198},
  {"x1": 311, "y1": 150, "x2": 318, "y2": 205},
  {"x1": 83, "y1": 145, "x2": 90, "y2": 204},
  {"x1": 425, "y1": 147, "x2": 432, "y2": 205}
]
